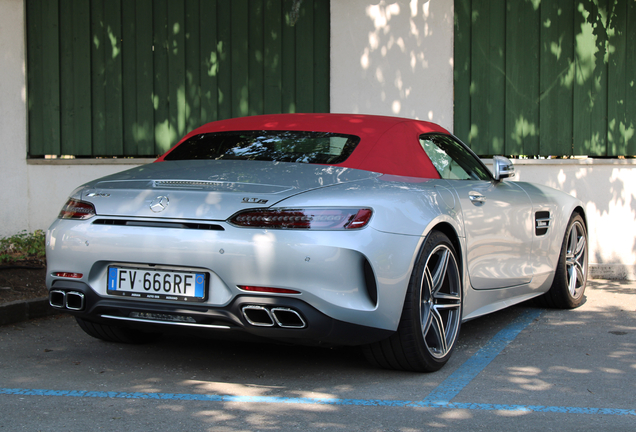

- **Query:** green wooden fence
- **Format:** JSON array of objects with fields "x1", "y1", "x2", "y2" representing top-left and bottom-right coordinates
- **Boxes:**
[
  {"x1": 454, "y1": 0, "x2": 636, "y2": 157},
  {"x1": 26, "y1": 0, "x2": 330, "y2": 158}
]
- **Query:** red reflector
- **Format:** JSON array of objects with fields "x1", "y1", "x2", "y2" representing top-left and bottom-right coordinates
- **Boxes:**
[
  {"x1": 55, "y1": 272, "x2": 83, "y2": 279},
  {"x1": 238, "y1": 286, "x2": 300, "y2": 294}
]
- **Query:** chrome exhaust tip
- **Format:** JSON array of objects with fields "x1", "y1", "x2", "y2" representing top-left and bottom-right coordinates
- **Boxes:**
[
  {"x1": 65, "y1": 291, "x2": 85, "y2": 311},
  {"x1": 49, "y1": 290, "x2": 66, "y2": 308},
  {"x1": 241, "y1": 305, "x2": 275, "y2": 327},
  {"x1": 49, "y1": 290, "x2": 85, "y2": 311},
  {"x1": 271, "y1": 307, "x2": 306, "y2": 329}
]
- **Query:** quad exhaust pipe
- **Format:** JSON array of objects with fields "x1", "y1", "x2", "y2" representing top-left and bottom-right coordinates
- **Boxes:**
[
  {"x1": 49, "y1": 290, "x2": 85, "y2": 311},
  {"x1": 49, "y1": 291, "x2": 304, "y2": 329},
  {"x1": 241, "y1": 305, "x2": 306, "y2": 329}
]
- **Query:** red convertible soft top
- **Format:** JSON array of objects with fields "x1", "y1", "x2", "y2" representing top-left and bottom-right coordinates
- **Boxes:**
[{"x1": 156, "y1": 113, "x2": 447, "y2": 179}]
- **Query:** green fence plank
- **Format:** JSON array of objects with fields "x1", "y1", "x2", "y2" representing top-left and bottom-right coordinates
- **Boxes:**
[
  {"x1": 135, "y1": 0, "x2": 155, "y2": 156},
  {"x1": 90, "y1": 0, "x2": 106, "y2": 156},
  {"x1": 103, "y1": 0, "x2": 123, "y2": 155},
  {"x1": 505, "y1": 0, "x2": 540, "y2": 156},
  {"x1": 625, "y1": 0, "x2": 636, "y2": 156},
  {"x1": 295, "y1": 0, "x2": 314, "y2": 113},
  {"x1": 470, "y1": 0, "x2": 506, "y2": 155},
  {"x1": 168, "y1": 0, "x2": 186, "y2": 143},
  {"x1": 26, "y1": 0, "x2": 45, "y2": 156},
  {"x1": 217, "y1": 0, "x2": 232, "y2": 120},
  {"x1": 282, "y1": 0, "x2": 296, "y2": 113},
  {"x1": 71, "y1": 0, "x2": 92, "y2": 156},
  {"x1": 607, "y1": 0, "x2": 628, "y2": 156},
  {"x1": 453, "y1": 0, "x2": 471, "y2": 144},
  {"x1": 199, "y1": 0, "x2": 218, "y2": 125},
  {"x1": 539, "y1": 0, "x2": 574, "y2": 156},
  {"x1": 153, "y1": 0, "x2": 171, "y2": 154},
  {"x1": 122, "y1": 0, "x2": 138, "y2": 155},
  {"x1": 573, "y1": 0, "x2": 608, "y2": 156},
  {"x1": 185, "y1": 0, "x2": 202, "y2": 132},
  {"x1": 60, "y1": 0, "x2": 74, "y2": 155},
  {"x1": 249, "y1": 0, "x2": 265, "y2": 116},
  {"x1": 313, "y1": 0, "x2": 329, "y2": 112},
  {"x1": 231, "y1": 0, "x2": 249, "y2": 118},
  {"x1": 264, "y1": 0, "x2": 282, "y2": 114},
  {"x1": 41, "y1": 0, "x2": 61, "y2": 156}
]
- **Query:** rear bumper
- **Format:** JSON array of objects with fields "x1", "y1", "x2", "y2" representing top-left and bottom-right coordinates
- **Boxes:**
[
  {"x1": 47, "y1": 218, "x2": 422, "y2": 331},
  {"x1": 48, "y1": 280, "x2": 393, "y2": 346}
]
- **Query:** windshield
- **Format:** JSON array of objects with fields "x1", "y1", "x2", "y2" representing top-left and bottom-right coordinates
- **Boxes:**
[{"x1": 164, "y1": 130, "x2": 361, "y2": 164}]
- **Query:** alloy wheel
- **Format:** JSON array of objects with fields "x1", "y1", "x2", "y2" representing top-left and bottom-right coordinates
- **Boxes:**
[
  {"x1": 420, "y1": 244, "x2": 462, "y2": 359},
  {"x1": 565, "y1": 220, "x2": 587, "y2": 298}
]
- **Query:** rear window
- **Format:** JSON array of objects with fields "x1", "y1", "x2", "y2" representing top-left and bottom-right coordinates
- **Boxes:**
[{"x1": 164, "y1": 131, "x2": 361, "y2": 164}]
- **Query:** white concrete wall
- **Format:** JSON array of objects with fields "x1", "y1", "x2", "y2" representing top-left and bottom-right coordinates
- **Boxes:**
[
  {"x1": 25, "y1": 160, "x2": 151, "y2": 233},
  {"x1": 331, "y1": 0, "x2": 454, "y2": 129},
  {"x1": 0, "y1": 0, "x2": 29, "y2": 236}
]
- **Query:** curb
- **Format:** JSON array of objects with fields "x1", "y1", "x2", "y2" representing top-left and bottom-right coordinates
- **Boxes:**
[{"x1": 0, "y1": 297, "x2": 63, "y2": 327}]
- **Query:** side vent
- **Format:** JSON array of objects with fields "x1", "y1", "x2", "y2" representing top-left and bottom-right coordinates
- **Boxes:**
[
  {"x1": 363, "y1": 258, "x2": 378, "y2": 306},
  {"x1": 535, "y1": 211, "x2": 551, "y2": 236}
]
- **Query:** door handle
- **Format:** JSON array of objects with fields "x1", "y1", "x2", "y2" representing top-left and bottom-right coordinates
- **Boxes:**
[{"x1": 468, "y1": 191, "x2": 486, "y2": 205}]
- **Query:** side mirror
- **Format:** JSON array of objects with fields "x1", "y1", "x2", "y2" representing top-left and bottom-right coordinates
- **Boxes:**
[{"x1": 492, "y1": 156, "x2": 515, "y2": 181}]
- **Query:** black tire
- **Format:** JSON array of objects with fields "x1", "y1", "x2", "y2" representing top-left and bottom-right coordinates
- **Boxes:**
[
  {"x1": 75, "y1": 317, "x2": 163, "y2": 344},
  {"x1": 539, "y1": 213, "x2": 588, "y2": 309},
  {"x1": 363, "y1": 230, "x2": 462, "y2": 372}
]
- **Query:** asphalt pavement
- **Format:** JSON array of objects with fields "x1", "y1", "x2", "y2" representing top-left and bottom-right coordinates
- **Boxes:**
[{"x1": 0, "y1": 279, "x2": 634, "y2": 431}]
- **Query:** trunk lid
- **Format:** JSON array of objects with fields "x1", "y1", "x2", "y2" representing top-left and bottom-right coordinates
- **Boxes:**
[{"x1": 76, "y1": 160, "x2": 380, "y2": 220}]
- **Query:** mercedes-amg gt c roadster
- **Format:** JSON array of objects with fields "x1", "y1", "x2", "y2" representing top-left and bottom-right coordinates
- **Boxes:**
[{"x1": 46, "y1": 113, "x2": 588, "y2": 372}]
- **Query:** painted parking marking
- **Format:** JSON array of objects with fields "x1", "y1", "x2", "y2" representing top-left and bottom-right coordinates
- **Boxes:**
[
  {"x1": 2, "y1": 308, "x2": 634, "y2": 416},
  {"x1": 424, "y1": 307, "x2": 544, "y2": 404},
  {"x1": 1, "y1": 387, "x2": 634, "y2": 416}
]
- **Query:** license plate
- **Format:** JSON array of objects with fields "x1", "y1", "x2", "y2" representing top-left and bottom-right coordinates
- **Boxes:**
[{"x1": 107, "y1": 267, "x2": 207, "y2": 302}]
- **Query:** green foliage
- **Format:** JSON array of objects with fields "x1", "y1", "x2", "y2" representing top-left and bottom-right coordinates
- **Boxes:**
[{"x1": 0, "y1": 230, "x2": 46, "y2": 265}]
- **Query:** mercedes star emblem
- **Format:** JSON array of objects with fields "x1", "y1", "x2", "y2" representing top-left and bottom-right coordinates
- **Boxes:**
[{"x1": 149, "y1": 196, "x2": 169, "y2": 213}]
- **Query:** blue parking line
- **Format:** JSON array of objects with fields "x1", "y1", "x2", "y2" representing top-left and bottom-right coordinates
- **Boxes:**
[
  {"x1": 1, "y1": 387, "x2": 634, "y2": 416},
  {"x1": 423, "y1": 307, "x2": 544, "y2": 404},
  {"x1": 2, "y1": 308, "x2": 634, "y2": 416}
]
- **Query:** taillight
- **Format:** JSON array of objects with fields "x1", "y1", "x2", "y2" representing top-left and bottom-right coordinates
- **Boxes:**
[
  {"x1": 58, "y1": 199, "x2": 96, "y2": 220},
  {"x1": 229, "y1": 208, "x2": 373, "y2": 230}
]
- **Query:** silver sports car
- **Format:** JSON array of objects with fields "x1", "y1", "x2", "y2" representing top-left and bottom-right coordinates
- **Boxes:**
[{"x1": 46, "y1": 113, "x2": 588, "y2": 372}]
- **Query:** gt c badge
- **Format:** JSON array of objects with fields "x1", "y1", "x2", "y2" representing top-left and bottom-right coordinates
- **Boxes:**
[
  {"x1": 242, "y1": 197, "x2": 269, "y2": 204},
  {"x1": 85, "y1": 191, "x2": 111, "y2": 198},
  {"x1": 150, "y1": 196, "x2": 169, "y2": 212}
]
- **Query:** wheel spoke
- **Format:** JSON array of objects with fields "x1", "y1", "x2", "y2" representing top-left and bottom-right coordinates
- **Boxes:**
[
  {"x1": 434, "y1": 303, "x2": 461, "y2": 311},
  {"x1": 574, "y1": 235, "x2": 586, "y2": 261},
  {"x1": 428, "y1": 306, "x2": 448, "y2": 355},
  {"x1": 574, "y1": 262, "x2": 585, "y2": 286},
  {"x1": 421, "y1": 302, "x2": 434, "y2": 337},
  {"x1": 434, "y1": 292, "x2": 461, "y2": 302},
  {"x1": 568, "y1": 265, "x2": 578, "y2": 296},
  {"x1": 429, "y1": 249, "x2": 449, "y2": 294},
  {"x1": 420, "y1": 267, "x2": 435, "y2": 336}
]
